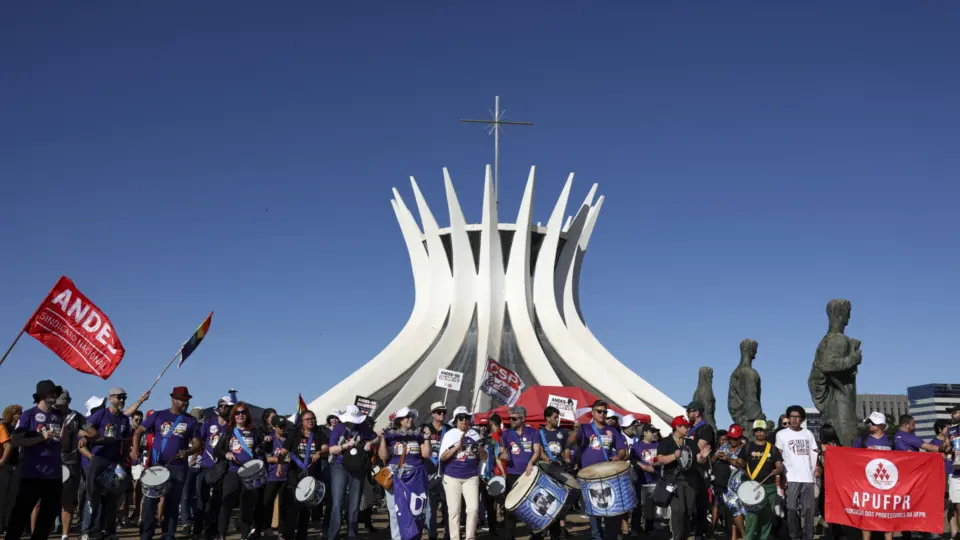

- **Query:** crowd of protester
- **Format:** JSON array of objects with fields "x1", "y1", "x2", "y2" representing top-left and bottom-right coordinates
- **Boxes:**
[{"x1": 0, "y1": 380, "x2": 956, "y2": 540}]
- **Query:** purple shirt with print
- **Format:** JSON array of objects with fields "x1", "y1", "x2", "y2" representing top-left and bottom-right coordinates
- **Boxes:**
[
  {"x1": 87, "y1": 408, "x2": 131, "y2": 463},
  {"x1": 199, "y1": 417, "x2": 228, "y2": 469},
  {"x1": 501, "y1": 426, "x2": 539, "y2": 475},
  {"x1": 631, "y1": 440, "x2": 660, "y2": 484},
  {"x1": 142, "y1": 409, "x2": 199, "y2": 468},
  {"x1": 893, "y1": 430, "x2": 925, "y2": 452},
  {"x1": 225, "y1": 427, "x2": 257, "y2": 472},
  {"x1": 329, "y1": 423, "x2": 375, "y2": 465},
  {"x1": 576, "y1": 423, "x2": 625, "y2": 469},
  {"x1": 15, "y1": 406, "x2": 64, "y2": 479},
  {"x1": 267, "y1": 435, "x2": 287, "y2": 482},
  {"x1": 853, "y1": 434, "x2": 892, "y2": 451},
  {"x1": 443, "y1": 432, "x2": 481, "y2": 479},
  {"x1": 384, "y1": 429, "x2": 425, "y2": 467}
]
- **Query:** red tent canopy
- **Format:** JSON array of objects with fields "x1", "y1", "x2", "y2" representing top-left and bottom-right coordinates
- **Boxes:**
[{"x1": 472, "y1": 386, "x2": 651, "y2": 427}]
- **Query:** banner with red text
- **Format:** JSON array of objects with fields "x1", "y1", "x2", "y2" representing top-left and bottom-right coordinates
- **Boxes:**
[
  {"x1": 824, "y1": 446, "x2": 944, "y2": 533},
  {"x1": 479, "y1": 358, "x2": 525, "y2": 407},
  {"x1": 24, "y1": 276, "x2": 125, "y2": 379}
]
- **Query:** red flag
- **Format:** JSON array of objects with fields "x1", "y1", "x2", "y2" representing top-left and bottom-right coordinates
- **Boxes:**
[
  {"x1": 824, "y1": 446, "x2": 944, "y2": 533},
  {"x1": 24, "y1": 276, "x2": 125, "y2": 379}
]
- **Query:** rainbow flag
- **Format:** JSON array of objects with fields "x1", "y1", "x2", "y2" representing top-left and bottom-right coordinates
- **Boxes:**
[
  {"x1": 177, "y1": 312, "x2": 213, "y2": 368},
  {"x1": 294, "y1": 394, "x2": 308, "y2": 425}
]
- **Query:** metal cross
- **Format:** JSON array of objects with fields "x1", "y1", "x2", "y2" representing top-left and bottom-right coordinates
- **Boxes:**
[{"x1": 460, "y1": 96, "x2": 533, "y2": 206}]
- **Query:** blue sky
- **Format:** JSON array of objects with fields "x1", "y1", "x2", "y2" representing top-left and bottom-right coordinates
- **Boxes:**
[{"x1": 1, "y1": 3, "x2": 957, "y2": 428}]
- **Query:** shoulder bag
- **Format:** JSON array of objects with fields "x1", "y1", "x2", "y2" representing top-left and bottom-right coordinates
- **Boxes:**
[{"x1": 375, "y1": 442, "x2": 406, "y2": 490}]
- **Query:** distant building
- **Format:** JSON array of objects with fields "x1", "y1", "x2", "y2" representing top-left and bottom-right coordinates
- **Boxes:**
[
  {"x1": 907, "y1": 384, "x2": 960, "y2": 439},
  {"x1": 803, "y1": 407, "x2": 823, "y2": 440},
  {"x1": 856, "y1": 394, "x2": 909, "y2": 423}
]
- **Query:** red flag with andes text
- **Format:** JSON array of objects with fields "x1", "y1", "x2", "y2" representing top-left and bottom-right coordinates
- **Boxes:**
[
  {"x1": 24, "y1": 276, "x2": 125, "y2": 379},
  {"x1": 824, "y1": 446, "x2": 944, "y2": 533}
]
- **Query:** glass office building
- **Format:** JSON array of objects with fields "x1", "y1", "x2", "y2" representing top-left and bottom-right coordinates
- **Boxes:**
[{"x1": 907, "y1": 384, "x2": 960, "y2": 439}]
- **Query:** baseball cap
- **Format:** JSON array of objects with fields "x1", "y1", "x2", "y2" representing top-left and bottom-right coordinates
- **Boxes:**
[
  {"x1": 752, "y1": 419, "x2": 768, "y2": 431},
  {"x1": 671, "y1": 416, "x2": 692, "y2": 429},
  {"x1": 685, "y1": 400, "x2": 704, "y2": 412},
  {"x1": 430, "y1": 402, "x2": 447, "y2": 413},
  {"x1": 728, "y1": 425, "x2": 744, "y2": 439},
  {"x1": 217, "y1": 395, "x2": 234, "y2": 407},
  {"x1": 867, "y1": 412, "x2": 886, "y2": 425}
]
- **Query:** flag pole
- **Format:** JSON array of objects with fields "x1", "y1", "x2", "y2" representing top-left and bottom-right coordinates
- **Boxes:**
[
  {"x1": 148, "y1": 348, "x2": 183, "y2": 394},
  {"x1": 0, "y1": 329, "x2": 25, "y2": 368}
]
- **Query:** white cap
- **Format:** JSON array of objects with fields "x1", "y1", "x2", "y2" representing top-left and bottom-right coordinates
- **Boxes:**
[
  {"x1": 218, "y1": 395, "x2": 235, "y2": 406},
  {"x1": 393, "y1": 407, "x2": 419, "y2": 421},
  {"x1": 867, "y1": 412, "x2": 886, "y2": 425},
  {"x1": 338, "y1": 404, "x2": 366, "y2": 424},
  {"x1": 619, "y1": 414, "x2": 639, "y2": 428},
  {"x1": 448, "y1": 406, "x2": 473, "y2": 426},
  {"x1": 606, "y1": 409, "x2": 619, "y2": 419}
]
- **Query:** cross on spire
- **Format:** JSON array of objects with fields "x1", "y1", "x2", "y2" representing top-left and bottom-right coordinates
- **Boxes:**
[{"x1": 460, "y1": 96, "x2": 533, "y2": 206}]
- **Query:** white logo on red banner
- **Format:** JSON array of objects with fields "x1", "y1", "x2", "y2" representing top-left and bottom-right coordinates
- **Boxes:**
[{"x1": 865, "y1": 458, "x2": 898, "y2": 491}]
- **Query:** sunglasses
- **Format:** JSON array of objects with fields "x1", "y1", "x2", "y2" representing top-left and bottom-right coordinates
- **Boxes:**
[
  {"x1": 781, "y1": 422, "x2": 789, "y2": 427},
  {"x1": 455, "y1": 415, "x2": 469, "y2": 421},
  {"x1": 594, "y1": 409, "x2": 607, "y2": 415},
  {"x1": 235, "y1": 410, "x2": 249, "y2": 416},
  {"x1": 434, "y1": 410, "x2": 447, "y2": 415},
  {"x1": 303, "y1": 416, "x2": 317, "y2": 422},
  {"x1": 509, "y1": 416, "x2": 522, "y2": 421},
  {"x1": 113, "y1": 394, "x2": 127, "y2": 400}
]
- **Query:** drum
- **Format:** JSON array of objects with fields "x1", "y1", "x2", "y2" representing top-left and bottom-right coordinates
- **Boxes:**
[
  {"x1": 295, "y1": 477, "x2": 325, "y2": 507},
  {"x1": 539, "y1": 462, "x2": 579, "y2": 490},
  {"x1": 62, "y1": 465, "x2": 70, "y2": 484},
  {"x1": 486, "y1": 476, "x2": 506, "y2": 497},
  {"x1": 678, "y1": 445, "x2": 694, "y2": 471},
  {"x1": 131, "y1": 464, "x2": 144, "y2": 481},
  {"x1": 140, "y1": 466, "x2": 171, "y2": 499},
  {"x1": 577, "y1": 461, "x2": 639, "y2": 517},
  {"x1": 98, "y1": 463, "x2": 129, "y2": 492},
  {"x1": 505, "y1": 466, "x2": 571, "y2": 533},
  {"x1": 238, "y1": 460, "x2": 267, "y2": 490},
  {"x1": 952, "y1": 438, "x2": 960, "y2": 469},
  {"x1": 737, "y1": 480, "x2": 765, "y2": 512}
]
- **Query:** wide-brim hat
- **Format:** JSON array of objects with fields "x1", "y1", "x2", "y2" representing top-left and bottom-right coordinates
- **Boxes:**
[
  {"x1": 170, "y1": 386, "x2": 193, "y2": 401},
  {"x1": 338, "y1": 404, "x2": 366, "y2": 425},
  {"x1": 448, "y1": 406, "x2": 473, "y2": 426},
  {"x1": 33, "y1": 380, "x2": 63, "y2": 402},
  {"x1": 393, "y1": 407, "x2": 418, "y2": 422}
]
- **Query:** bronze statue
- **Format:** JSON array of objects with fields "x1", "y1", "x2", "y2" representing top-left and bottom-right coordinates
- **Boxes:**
[
  {"x1": 728, "y1": 339, "x2": 764, "y2": 433},
  {"x1": 693, "y1": 366, "x2": 716, "y2": 428},
  {"x1": 809, "y1": 299, "x2": 862, "y2": 447}
]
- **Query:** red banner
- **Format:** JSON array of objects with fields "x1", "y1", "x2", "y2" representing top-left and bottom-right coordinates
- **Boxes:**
[
  {"x1": 824, "y1": 446, "x2": 944, "y2": 533},
  {"x1": 479, "y1": 358, "x2": 525, "y2": 406},
  {"x1": 24, "y1": 276, "x2": 125, "y2": 379}
]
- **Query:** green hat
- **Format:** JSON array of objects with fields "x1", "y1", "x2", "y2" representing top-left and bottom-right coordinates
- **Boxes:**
[{"x1": 685, "y1": 400, "x2": 704, "y2": 412}]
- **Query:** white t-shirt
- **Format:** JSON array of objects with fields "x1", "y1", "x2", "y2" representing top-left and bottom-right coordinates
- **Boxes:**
[{"x1": 775, "y1": 428, "x2": 819, "y2": 484}]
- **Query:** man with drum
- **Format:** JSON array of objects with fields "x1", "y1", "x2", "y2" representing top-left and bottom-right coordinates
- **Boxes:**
[
  {"x1": 131, "y1": 386, "x2": 202, "y2": 540},
  {"x1": 732, "y1": 419, "x2": 783, "y2": 540},
  {"x1": 499, "y1": 406, "x2": 542, "y2": 540},
  {"x1": 656, "y1": 416, "x2": 711, "y2": 540},
  {"x1": 535, "y1": 406, "x2": 572, "y2": 540},
  {"x1": 685, "y1": 400, "x2": 716, "y2": 540},
  {"x1": 623, "y1": 418, "x2": 659, "y2": 535},
  {"x1": 193, "y1": 396, "x2": 233, "y2": 540},
  {"x1": 82, "y1": 387, "x2": 134, "y2": 540},
  {"x1": 568, "y1": 400, "x2": 627, "y2": 540}
]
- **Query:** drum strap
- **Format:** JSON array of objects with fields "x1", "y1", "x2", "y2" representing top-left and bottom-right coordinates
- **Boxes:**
[
  {"x1": 290, "y1": 432, "x2": 314, "y2": 472},
  {"x1": 152, "y1": 414, "x2": 184, "y2": 465},
  {"x1": 746, "y1": 443, "x2": 771, "y2": 481},
  {"x1": 589, "y1": 423, "x2": 610, "y2": 462},
  {"x1": 233, "y1": 428, "x2": 254, "y2": 458},
  {"x1": 539, "y1": 429, "x2": 558, "y2": 462}
]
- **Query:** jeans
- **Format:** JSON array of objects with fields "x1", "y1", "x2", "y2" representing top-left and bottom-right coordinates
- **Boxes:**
[
  {"x1": 632, "y1": 483, "x2": 657, "y2": 532},
  {"x1": 180, "y1": 467, "x2": 200, "y2": 525},
  {"x1": 744, "y1": 484, "x2": 779, "y2": 540},
  {"x1": 194, "y1": 469, "x2": 222, "y2": 539},
  {"x1": 140, "y1": 465, "x2": 186, "y2": 540},
  {"x1": 3, "y1": 477, "x2": 61, "y2": 540},
  {"x1": 425, "y1": 476, "x2": 447, "y2": 539},
  {"x1": 785, "y1": 482, "x2": 815, "y2": 540},
  {"x1": 84, "y1": 456, "x2": 123, "y2": 537},
  {"x1": 327, "y1": 463, "x2": 364, "y2": 540},
  {"x1": 668, "y1": 480, "x2": 697, "y2": 540}
]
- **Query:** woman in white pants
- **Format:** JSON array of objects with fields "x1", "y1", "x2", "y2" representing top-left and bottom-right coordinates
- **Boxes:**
[{"x1": 439, "y1": 407, "x2": 486, "y2": 540}]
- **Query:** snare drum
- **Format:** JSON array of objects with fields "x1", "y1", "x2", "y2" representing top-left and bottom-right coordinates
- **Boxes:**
[
  {"x1": 504, "y1": 466, "x2": 571, "y2": 532},
  {"x1": 98, "y1": 463, "x2": 130, "y2": 493},
  {"x1": 486, "y1": 476, "x2": 506, "y2": 497},
  {"x1": 62, "y1": 465, "x2": 70, "y2": 484},
  {"x1": 737, "y1": 480, "x2": 765, "y2": 513},
  {"x1": 295, "y1": 477, "x2": 325, "y2": 507},
  {"x1": 140, "y1": 466, "x2": 171, "y2": 499},
  {"x1": 577, "y1": 461, "x2": 638, "y2": 517},
  {"x1": 238, "y1": 460, "x2": 267, "y2": 490}
]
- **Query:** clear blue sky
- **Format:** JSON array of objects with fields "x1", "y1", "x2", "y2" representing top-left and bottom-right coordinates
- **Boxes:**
[{"x1": 2, "y1": 3, "x2": 957, "y2": 428}]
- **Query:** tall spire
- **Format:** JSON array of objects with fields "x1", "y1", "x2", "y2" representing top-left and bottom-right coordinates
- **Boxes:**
[{"x1": 460, "y1": 96, "x2": 533, "y2": 207}]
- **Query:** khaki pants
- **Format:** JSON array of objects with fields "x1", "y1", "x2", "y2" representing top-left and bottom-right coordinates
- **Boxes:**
[{"x1": 442, "y1": 475, "x2": 479, "y2": 540}]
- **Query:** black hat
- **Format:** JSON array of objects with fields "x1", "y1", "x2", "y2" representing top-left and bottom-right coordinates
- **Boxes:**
[
  {"x1": 947, "y1": 405, "x2": 960, "y2": 414},
  {"x1": 32, "y1": 380, "x2": 63, "y2": 403}
]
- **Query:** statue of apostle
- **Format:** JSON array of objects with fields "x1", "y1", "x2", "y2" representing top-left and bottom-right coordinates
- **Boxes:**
[
  {"x1": 693, "y1": 366, "x2": 717, "y2": 428},
  {"x1": 809, "y1": 299, "x2": 862, "y2": 447},
  {"x1": 728, "y1": 339, "x2": 764, "y2": 432}
]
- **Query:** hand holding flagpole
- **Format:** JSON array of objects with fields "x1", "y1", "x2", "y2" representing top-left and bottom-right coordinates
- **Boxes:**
[{"x1": 148, "y1": 312, "x2": 213, "y2": 393}]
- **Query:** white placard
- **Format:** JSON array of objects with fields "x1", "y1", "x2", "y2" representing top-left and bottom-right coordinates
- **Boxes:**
[
  {"x1": 546, "y1": 394, "x2": 578, "y2": 421},
  {"x1": 435, "y1": 368, "x2": 464, "y2": 391}
]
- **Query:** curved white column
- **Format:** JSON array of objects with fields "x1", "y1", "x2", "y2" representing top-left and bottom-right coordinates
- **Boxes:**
[{"x1": 473, "y1": 165, "x2": 505, "y2": 411}]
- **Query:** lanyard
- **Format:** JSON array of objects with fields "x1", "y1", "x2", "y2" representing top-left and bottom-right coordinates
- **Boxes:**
[
  {"x1": 290, "y1": 432, "x2": 314, "y2": 471},
  {"x1": 430, "y1": 426, "x2": 447, "y2": 466},
  {"x1": 588, "y1": 423, "x2": 609, "y2": 462},
  {"x1": 152, "y1": 414, "x2": 184, "y2": 465},
  {"x1": 540, "y1": 428, "x2": 558, "y2": 462},
  {"x1": 233, "y1": 428, "x2": 253, "y2": 458}
]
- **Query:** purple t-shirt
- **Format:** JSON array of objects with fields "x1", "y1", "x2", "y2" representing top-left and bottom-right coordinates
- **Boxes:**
[
  {"x1": 929, "y1": 438, "x2": 951, "y2": 478},
  {"x1": 198, "y1": 417, "x2": 228, "y2": 469},
  {"x1": 87, "y1": 407, "x2": 132, "y2": 463},
  {"x1": 631, "y1": 440, "x2": 660, "y2": 484},
  {"x1": 328, "y1": 423, "x2": 375, "y2": 465},
  {"x1": 15, "y1": 406, "x2": 64, "y2": 479},
  {"x1": 501, "y1": 426, "x2": 539, "y2": 475},
  {"x1": 576, "y1": 423, "x2": 625, "y2": 468},
  {"x1": 224, "y1": 427, "x2": 257, "y2": 472},
  {"x1": 384, "y1": 429, "x2": 425, "y2": 467},
  {"x1": 267, "y1": 434, "x2": 287, "y2": 482},
  {"x1": 142, "y1": 409, "x2": 199, "y2": 468},
  {"x1": 893, "y1": 430, "x2": 925, "y2": 452},
  {"x1": 853, "y1": 434, "x2": 892, "y2": 451},
  {"x1": 442, "y1": 429, "x2": 482, "y2": 479}
]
